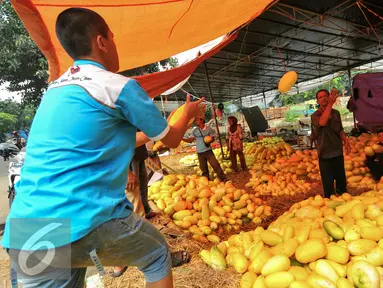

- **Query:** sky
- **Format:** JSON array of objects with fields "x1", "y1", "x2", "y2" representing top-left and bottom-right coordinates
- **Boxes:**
[{"x1": 0, "y1": 84, "x2": 21, "y2": 103}]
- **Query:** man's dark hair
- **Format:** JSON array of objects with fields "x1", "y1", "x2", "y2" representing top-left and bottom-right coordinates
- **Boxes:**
[
  {"x1": 316, "y1": 89, "x2": 330, "y2": 99},
  {"x1": 56, "y1": 8, "x2": 109, "y2": 59}
]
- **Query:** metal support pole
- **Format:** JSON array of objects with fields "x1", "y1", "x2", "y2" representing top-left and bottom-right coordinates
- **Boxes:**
[
  {"x1": 263, "y1": 91, "x2": 269, "y2": 127},
  {"x1": 160, "y1": 95, "x2": 166, "y2": 118},
  {"x1": 347, "y1": 68, "x2": 356, "y2": 129},
  {"x1": 203, "y1": 61, "x2": 225, "y2": 159}
]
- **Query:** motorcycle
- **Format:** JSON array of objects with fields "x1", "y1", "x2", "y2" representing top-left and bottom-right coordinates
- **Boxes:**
[
  {"x1": 8, "y1": 149, "x2": 25, "y2": 207},
  {"x1": 11, "y1": 136, "x2": 26, "y2": 150},
  {"x1": 0, "y1": 143, "x2": 20, "y2": 161},
  {"x1": 0, "y1": 143, "x2": 25, "y2": 207}
]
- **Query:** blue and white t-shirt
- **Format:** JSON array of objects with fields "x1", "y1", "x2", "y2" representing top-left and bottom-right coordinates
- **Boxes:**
[
  {"x1": 192, "y1": 126, "x2": 216, "y2": 154},
  {"x1": 2, "y1": 60, "x2": 169, "y2": 248}
]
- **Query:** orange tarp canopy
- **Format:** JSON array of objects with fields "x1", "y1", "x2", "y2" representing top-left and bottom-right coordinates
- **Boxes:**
[
  {"x1": 11, "y1": 0, "x2": 274, "y2": 81},
  {"x1": 134, "y1": 32, "x2": 238, "y2": 98}
]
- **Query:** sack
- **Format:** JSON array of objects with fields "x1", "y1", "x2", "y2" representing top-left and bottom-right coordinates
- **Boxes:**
[{"x1": 125, "y1": 186, "x2": 145, "y2": 216}]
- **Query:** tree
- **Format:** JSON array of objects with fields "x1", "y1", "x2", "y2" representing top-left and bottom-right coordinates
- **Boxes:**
[
  {"x1": 120, "y1": 58, "x2": 178, "y2": 77},
  {"x1": 0, "y1": 112, "x2": 17, "y2": 142},
  {"x1": 0, "y1": 99, "x2": 36, "y2": 131},
  {"x1": 0, "y1": 0, "x2": 48, "y2": 107}
]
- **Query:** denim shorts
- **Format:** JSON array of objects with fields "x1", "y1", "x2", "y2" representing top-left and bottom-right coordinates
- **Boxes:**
[{"x1": 7, "y1": 212, "x2": 171, "y2": 287}]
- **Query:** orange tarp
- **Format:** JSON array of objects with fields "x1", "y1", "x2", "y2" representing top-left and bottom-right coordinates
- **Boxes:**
[
  {"x1": 134, "y1": 32, "x2": 238, "y2": 98},
  {"x1": 11, "y1": 0, "x2": 275, "y2": 81}
]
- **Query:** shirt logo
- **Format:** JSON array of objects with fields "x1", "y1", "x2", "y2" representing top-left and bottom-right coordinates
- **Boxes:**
[
  {"x1": 70, "y1": 66, "x2": 81, "y2": 75},
  {"x1": 50, "y1": 66, "x2": 92, "y2": 87}
]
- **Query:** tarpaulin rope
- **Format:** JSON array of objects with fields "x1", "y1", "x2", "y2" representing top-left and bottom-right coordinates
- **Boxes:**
[
  {"x1": 187, "y1": 81, "x2": 201, "y2": 98},
  {"x1": 168, "y1": 0, "x2": 194, "y2": 38},
  {"x1": 276, "y1": 46, "x2": 287, "y2": 73}
]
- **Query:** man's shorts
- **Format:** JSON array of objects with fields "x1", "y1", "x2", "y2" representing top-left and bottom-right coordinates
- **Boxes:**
[{"x1": 7, "y1": 212, "x2": 171, "y2": 287}]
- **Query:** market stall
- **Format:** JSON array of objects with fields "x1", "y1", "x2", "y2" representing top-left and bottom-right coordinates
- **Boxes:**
[
  {"x1": 140, "y1": 133, "x2": 383, "y2": 288},
  {"x1": 4, "y1": 0, "x2": 383, "y2": 287}
]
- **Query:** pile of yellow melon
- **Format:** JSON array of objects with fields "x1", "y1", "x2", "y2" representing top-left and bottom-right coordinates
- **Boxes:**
[
  {"x1": 244, "y1": 137, "x2": 295, "y2": 164},
  {"x1": 148, "y1": 174, "x2": 272, "y2": 243},
  {"x1": 247, "y1": 173, "x2": 315, "y2": 198},
  {"x1": 343, "y1": 133, "x2": 383, "y2": 189},
  {"x1": 200, "y1": 191, "x2": 383, "y2": 288},
  {"x1": 246, "y1": 133, "x2": 383, "y2": 197},
  {"x1": 246, "y1": 149, "x2": 320, "y2": 197}
]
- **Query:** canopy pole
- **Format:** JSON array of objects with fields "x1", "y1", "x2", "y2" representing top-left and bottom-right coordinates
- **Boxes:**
[
  {"x1": 347, "y1": 68, "x2": 356, "y2": 129},
  {"x1": 203, "y1": 61, "x2": 225, "y2": 159},
  {"x1": 263, "y1": 91, "x2": 269, "y2": 127},
  {"x1": 160, "y1": 95, "x2": 166, "y2": 118}
]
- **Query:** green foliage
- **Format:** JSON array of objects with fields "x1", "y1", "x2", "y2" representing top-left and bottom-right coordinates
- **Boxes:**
[
  {"x1": 279, "y1": 86, "x2": 325, "y2": 106},
  {"x1": 120, "y1": 57, "x2": 178, "y2": 77},
  {"x1": 277, "y1": 71, "x2": 370, "y2": 107},
  {"x1": 0, "y1": 0, "x2": 48, "y2": 107},
  {"x1": 284, "y1": 110, "x2": 298, "y2": 123},
  {"x1": 0, "y1": 112, "x2": 17, "y2": 142},
  {"x1": 164, "y1": 57, "x2": 179, "y2": 69},
  {"x1": 335, "y1": 106, "x2": 350, "y2": 117},
  {"x1": 0, "y1": 100, "x2": 36, "y2": 136}
]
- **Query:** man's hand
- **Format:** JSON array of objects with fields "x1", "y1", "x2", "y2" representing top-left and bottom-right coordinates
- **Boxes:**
[
  {"x1": 344, "y1": 140, "x2": 351, "y2": 156},
  {"x1": 328, "y1": 88, "x2": 339, "y2": 106},
  {"x1": 160, "y1": 93, "x2": 205, "y2": 149},
  {"x1": 184, "y1": 94, "x2": 206, "y2": 119},
  {"x1": 126, "y1": 171, "x2": 138, "y2": 191}
]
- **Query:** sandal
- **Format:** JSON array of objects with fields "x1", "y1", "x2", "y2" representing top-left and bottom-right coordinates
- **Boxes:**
[
  {"x1": 171, "y1": 250, "x2": 191, "y2": 267},
  {"x1": 111, "y1": 266, "x2": 128, "y2": 278},
  {"x1": 110, "y1": 251, "x2": 190, "y2": 278}
]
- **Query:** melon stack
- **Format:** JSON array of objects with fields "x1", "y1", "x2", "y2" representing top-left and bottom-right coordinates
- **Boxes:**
[
  {"x1": 148, "y1": 174, "x2": 272, "y2": 243},
  {"x1": 345, "y1": 133, "x2": 382, "y2": 189},
  {"x1": 247, "y1": 150, "x2": 320, "y2": 197},
  {"x1": 246, "y1": 133, "x2": 383, "y2": 196},
  {"x1": 200, "y1": 191, "x2": 383, "y2": 288},
  {"x1": 244, "y1": 137, "x2": 295, "y2": 165}
]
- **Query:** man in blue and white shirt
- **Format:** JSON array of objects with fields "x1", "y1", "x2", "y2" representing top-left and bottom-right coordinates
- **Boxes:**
[{"x1": 2, "y1": 8, "x2": 204, "y2": 288}]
